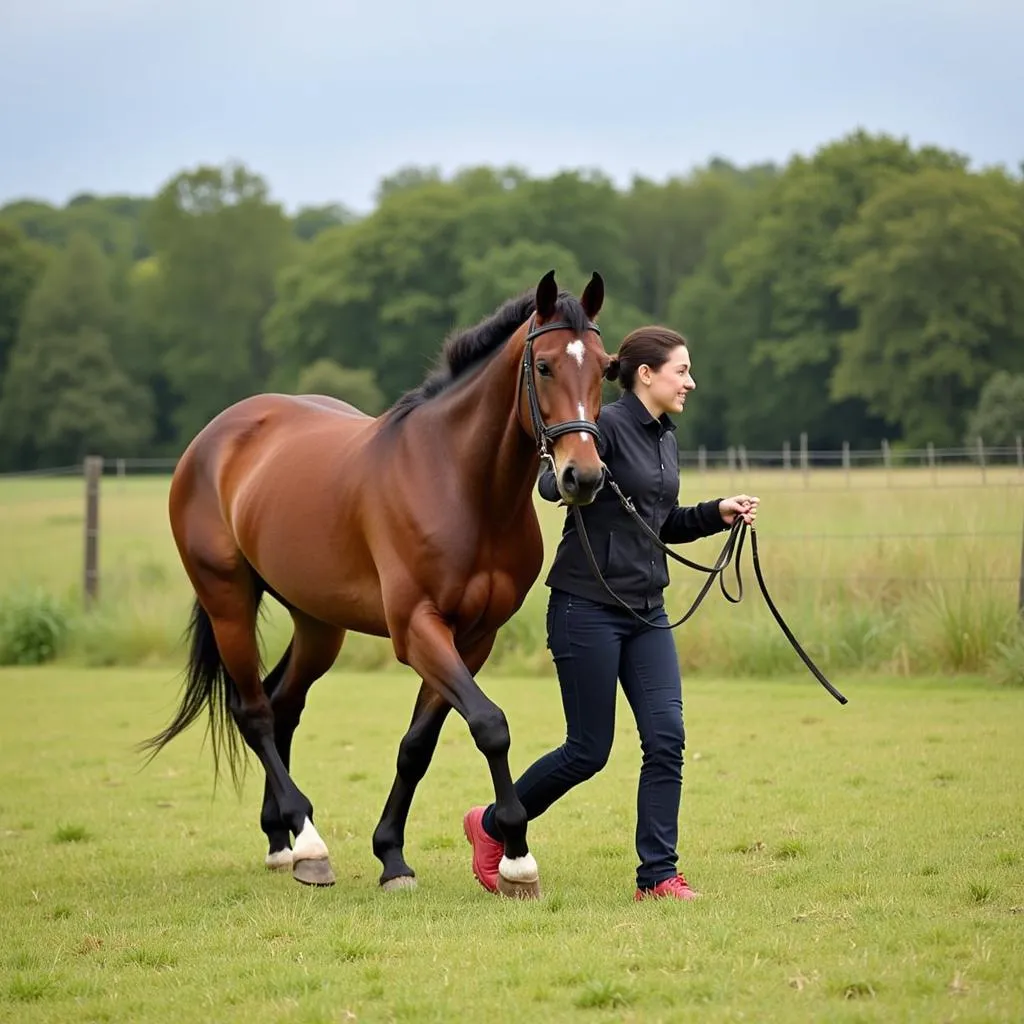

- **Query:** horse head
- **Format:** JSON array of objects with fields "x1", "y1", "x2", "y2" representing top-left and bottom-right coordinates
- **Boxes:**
[{"x1": 519, "y1": 269, "x2": 611, "y2": 505}]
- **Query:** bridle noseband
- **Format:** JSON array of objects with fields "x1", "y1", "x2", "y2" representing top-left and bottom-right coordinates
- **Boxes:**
[{"x1": 519, "y1": 315, "x2": 602, "y2": 460}]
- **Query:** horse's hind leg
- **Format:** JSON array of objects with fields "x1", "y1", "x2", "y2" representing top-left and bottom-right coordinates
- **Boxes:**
[
  {"x1": 191, "y1": 560, "x2": 336, "y2": 886},
  {"x1": 259, "y1": 614, "x2": 345, "y2": 876},
  {"x1": 259, "y1": 643, "x2": 294, "y2": 870}
]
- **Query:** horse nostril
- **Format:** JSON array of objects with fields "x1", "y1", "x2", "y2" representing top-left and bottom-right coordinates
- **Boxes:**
[{"x1": 561, "y1": 465, "x2": 579, "y2": 496}]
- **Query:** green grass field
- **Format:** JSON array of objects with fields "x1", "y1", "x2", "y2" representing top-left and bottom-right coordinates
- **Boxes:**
[
  {"x1": 1, "y1": 666, "x2": 1022, "y2": 1022},
  {"x1": 1, "y1": 466, "x2": 1022, "y2": 679},
  {"x1": 2, "y1": 469, "x2": 1022, "y2": 1020}
]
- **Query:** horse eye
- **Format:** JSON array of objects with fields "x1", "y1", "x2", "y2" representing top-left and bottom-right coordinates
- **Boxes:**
[{"x1": 537, "y1": 361, "x2": 553, "y2": 378}]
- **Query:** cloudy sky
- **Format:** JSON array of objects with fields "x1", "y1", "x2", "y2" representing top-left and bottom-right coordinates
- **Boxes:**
[{"x1": 1, "y1": 0, "x2": 1021, "y2": 213}]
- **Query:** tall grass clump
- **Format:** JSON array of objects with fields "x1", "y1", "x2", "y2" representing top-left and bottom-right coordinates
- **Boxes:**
[
  {"x1": 0, "y1": 588, "x2": 72, "y2": 665},
  {"x1": 0, "y1": 468, "x2": 1021, "y2": 678},
  {"x1": 992, "y1": 626, "x2": 1024, "y2": 688}
]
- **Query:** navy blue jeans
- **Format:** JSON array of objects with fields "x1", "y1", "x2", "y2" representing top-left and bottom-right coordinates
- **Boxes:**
[{"x1": 483, "y1": 587, "x2": 685, "y2": 889}]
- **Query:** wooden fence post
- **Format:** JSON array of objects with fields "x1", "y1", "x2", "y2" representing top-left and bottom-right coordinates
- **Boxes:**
[
  {"x1": 799, "y1": 432, "x2": 809, "y2": 488},
  {"x1": 83, "y1": 456, "x2": 102, "y2": 607},
  {"x1": 842, "y1": 441, "x2": 850, "y2": 488},
  {"x1": 976, "y1": 436, "x2": 986, "y2": 486},
  {"x1": 1019, "y1": 511, "x2": 1024, "y2": 619}
]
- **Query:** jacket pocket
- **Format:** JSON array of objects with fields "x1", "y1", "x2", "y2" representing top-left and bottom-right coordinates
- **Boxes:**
[
  {"x1": 604, "y1": 530, "x2": 617, "y2": 575},
  {"x1": 606, "y1": 530, "x2": 633, "y2": 580}
]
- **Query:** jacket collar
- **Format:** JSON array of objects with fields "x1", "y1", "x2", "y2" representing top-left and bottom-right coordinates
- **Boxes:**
[{"x1": 620, "y1": 389, "x2": 677, "y2": 434}]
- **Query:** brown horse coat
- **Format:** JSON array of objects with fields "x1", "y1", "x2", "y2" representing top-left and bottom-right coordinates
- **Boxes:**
[{"x1": 144, "y1": 270, "x2": 611, "y2": 895}]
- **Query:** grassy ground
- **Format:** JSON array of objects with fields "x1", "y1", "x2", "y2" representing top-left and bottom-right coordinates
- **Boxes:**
[
  {"x1": 1, "y1": 467, "x2": 1022, "y2": 678},
  {"x1": 1, "y1": 665, "x2": 1022, "y2": 1022}
]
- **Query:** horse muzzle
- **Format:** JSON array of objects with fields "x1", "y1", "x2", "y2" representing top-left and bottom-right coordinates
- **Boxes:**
[{"x1": 557, "y1": 462, "x2": 605, "y2": 505}]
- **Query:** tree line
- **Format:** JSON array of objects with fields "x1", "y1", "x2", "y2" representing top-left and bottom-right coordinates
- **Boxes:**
[{"x1": 1, "y1": 129, "x2": 1022, "y2": 472}]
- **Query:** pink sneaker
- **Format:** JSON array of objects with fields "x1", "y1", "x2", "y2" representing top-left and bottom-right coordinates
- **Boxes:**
[
  {"x1": 634, "y1": 874, "x2": 699, "y2": 901},
  {"x1": 463, "y1": 806, "x2": 503, "y2": 894}
]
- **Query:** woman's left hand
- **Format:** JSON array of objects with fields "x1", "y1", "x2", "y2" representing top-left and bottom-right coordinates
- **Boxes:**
[{"x1": 719, "y1": 494, "x2": 759, "y2": 526}]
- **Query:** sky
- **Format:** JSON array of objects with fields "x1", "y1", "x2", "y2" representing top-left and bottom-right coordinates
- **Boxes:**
[{"x1": 1, "y1": 0, "x2": 1022, "y2": 214}]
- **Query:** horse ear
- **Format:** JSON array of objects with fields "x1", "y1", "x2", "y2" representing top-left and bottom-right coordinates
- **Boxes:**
[
  {"x1": 581, "y1": 270, "x2": 604, "y2": 319},
  {"x1": 535, "y1": 269, "x2": 558, "y2": 320}
]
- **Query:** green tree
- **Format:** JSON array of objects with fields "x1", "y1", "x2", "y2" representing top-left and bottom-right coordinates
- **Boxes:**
[
  {"x1": 449, "y1": 169, "x2": 640, "y2": 306},
  {"x1": 376, "y1": 165, "x2": 443, "y2": 202},
  {"x1": 453, "y1": 238, "x2": 644, "y2": 365},
  {"x1": 832, "y1": 168, "x2": 1024, "y2": 446},
  {"x1": 294, "y1": 359, "x2": 386, "y2": 414},
  {"x1": 964, "y1": 371, "x2": 1024, "y2": 446},
  {"x1": 143, "y1": 163, "x2": 296, "y2": 444},
  {"x1": 292, "y1": 203, "x2": 355, "y2": 242},
  {"x1": 454, "y1": 240, "x2": 586, "y2": 326},
  {"x1": 266, "y1": 180, "x2": 468, "y2": 399},
  {"x1": 267, "y1": 169, "x2": 651, "y2": 406},
  {"x1": 0, "y1": 233, "x2": 152, "y2": 469},
  {"x1": 114, "y1": 255, "x2": 182, "y2": 454},
  {"x1": 518, "y1": 171, "x2": 638, "y2": 305},
  {"x1": 670, "y1": 131, "x2": 968, "y2": 448},
  {"x1": 0, "y1": 223, "x2": 49, "y2": 393},
  {"x1": 1, "y1": 194, "x2": 152, "y2": 261},
  {"x1": 668, "y1": 268, "x2": 761, "y2": 450},
  {"x1": 622, "y1": 164, "x2": 769, "y2": 321}
]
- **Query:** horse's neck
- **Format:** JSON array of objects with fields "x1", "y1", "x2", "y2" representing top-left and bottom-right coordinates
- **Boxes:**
[{"x1": 425, "y1": 338, "x2": 539, "y2": 524}]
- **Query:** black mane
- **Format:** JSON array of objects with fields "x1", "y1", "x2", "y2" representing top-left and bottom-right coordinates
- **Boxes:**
[{"x1": 383, "y1": 289, "x2": 592, "y2": 425}]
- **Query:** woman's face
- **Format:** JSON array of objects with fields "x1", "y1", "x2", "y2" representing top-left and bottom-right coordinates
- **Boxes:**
[{"x1": 637, "y1": 345, "x2": 695, "y2": 416}]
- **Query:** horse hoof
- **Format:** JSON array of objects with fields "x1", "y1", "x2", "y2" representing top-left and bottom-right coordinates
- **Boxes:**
[
  {"x1": 292, "y1": 857, "x2": 335, "y2": 887},
  {"x1": 381, "y1": 875, "x2": 417, "y2": 892},
  {"x1": 265, "y1": 848, "x2": 293, "y2": 871},
  {"x1": 497, "y1": 874, "x2": 542, "y2": 900},
  {"x1": 497, "y1": 853, "x2": 541, "y2": 900}
]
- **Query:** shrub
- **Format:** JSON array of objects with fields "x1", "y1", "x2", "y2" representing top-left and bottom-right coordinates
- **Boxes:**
[{"x1": 0, "y1": 589, "x2": 72, "y2": 665}]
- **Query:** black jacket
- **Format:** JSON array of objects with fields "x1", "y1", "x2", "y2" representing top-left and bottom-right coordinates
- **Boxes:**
[{"x1": 539, "y1": 390, "x2": 727, "y2": 611}]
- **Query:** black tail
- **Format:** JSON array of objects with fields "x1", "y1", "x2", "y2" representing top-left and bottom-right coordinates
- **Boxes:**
[{"x1": 139, "y1": 598, "x2": 248, "y2": 792}]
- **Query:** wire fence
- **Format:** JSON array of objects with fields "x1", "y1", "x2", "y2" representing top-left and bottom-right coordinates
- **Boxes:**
[
  {"x1": 676, "y1": 439, "x2": 1024, "y2": 490},
  {"x1": 4, "y1": 442, "x2": 1024, "y2": 481},
  {"x1": 1, "y1": 451, "x2": 1022, "y2": 609}
]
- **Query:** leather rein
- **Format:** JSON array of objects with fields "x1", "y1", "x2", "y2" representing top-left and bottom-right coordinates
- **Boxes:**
[{"x1": 518, "y1": 319, "x2": 847, "y2": 706}]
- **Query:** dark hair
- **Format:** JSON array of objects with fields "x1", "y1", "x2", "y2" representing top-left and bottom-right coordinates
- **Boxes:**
[{"x1": 605, "y1": 326, "x2": 688, "y2": 392}]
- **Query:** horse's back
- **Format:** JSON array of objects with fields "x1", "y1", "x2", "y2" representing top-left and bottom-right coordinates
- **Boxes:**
[
  {"x1": 184, "y1": 393, "x2": 373, "y2": 464},
  {"x1": 290, "y1": 394, "x2": 374, "y2": 419},
  {"x1": 172, "y1": 393, "x2": 379, "y2": 521},
  {"x1": 169, "y1": 392, "x2": 388, "y2": 611}
]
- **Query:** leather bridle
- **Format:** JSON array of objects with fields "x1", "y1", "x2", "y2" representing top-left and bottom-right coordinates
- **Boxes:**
[{"x1": 518, "y1": 315, "x2": 602, "y2": 461}]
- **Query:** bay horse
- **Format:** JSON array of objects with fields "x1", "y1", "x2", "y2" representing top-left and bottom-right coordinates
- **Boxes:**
[{"x1": 142, "y1": 270, "x2": 611, "y2": 899}]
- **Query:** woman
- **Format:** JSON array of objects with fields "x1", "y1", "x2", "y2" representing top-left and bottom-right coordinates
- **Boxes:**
[{"x1": 464, "y1": 325, "x2": 759, "y2": 901}]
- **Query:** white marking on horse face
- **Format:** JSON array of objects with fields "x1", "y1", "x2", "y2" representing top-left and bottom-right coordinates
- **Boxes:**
[
  {"x1": 578, "y1": 403, "x2": 590, "y2": 442},
  {"x1": 566, "y1": 339, "x2": 585, "y2": 367}
]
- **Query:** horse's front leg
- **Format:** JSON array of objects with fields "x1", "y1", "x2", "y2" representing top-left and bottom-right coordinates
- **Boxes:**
[
  {"x1": 396, "y1": 607, "x2": 538, "y2": 898},
  {"x1": 372, "y1": 634, "x2": 495, "y2": 890},
  {"x1": 371, "y1": 681, "x2": 451, "y2": 890}
]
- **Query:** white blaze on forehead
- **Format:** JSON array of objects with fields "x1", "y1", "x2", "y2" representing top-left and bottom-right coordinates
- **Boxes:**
[
  {"x1": 578, "y1": 403, "x2": 590, "y2": 443},
  {"x1": 566, "y1": 339, "x2": 585, "y2": 367}
]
